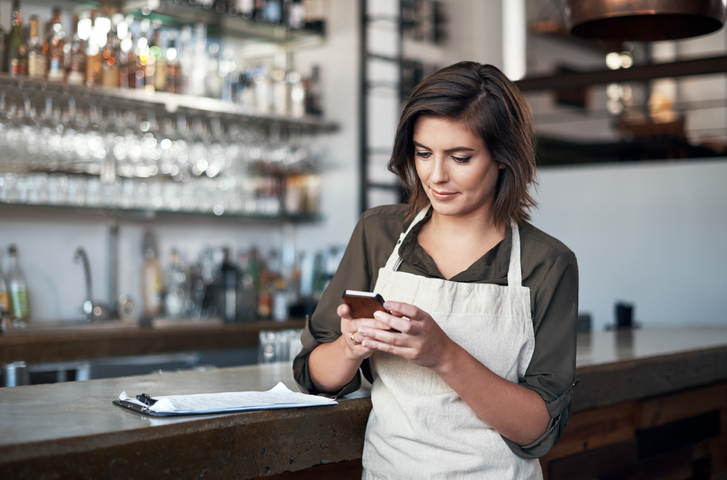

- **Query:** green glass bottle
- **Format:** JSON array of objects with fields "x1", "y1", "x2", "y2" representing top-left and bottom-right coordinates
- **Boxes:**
[
  {"x1": 6, "y1": 0, "x2": 27, "y2": 76},
  {"x1": 7, "y1": 244, "x2": 30, "y2": 327},
  {"x1": 0, "y1": 6, "x2": 6, "y2": 72}
]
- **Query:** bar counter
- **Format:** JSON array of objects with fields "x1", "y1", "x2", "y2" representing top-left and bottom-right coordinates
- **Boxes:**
[
  {"x1": 0, "y1": 319, "x2": 306, "y2": 364},
  {"x1": 1, "y1": 327, "x2": 726, "y2": 479}
]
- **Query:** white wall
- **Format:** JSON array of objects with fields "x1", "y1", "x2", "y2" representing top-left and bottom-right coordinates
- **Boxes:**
[{"x1": 531, "y1": 159, "x2": 727, "y2": 331}]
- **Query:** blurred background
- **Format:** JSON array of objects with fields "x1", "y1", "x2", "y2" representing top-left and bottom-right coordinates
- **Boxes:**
[{"x1": 0, "y1": 0, "x2": 725, "y2": 379}]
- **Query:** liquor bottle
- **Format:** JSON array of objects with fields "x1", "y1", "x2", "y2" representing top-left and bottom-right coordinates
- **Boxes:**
[
  {"x1": 165, "y1": 29, "x2": 182, "y2": 94},
  {"x1": 304, "y1": 64, "x2": 323, "y2": 116},
  {"x1": 85, "y1": 10, "x2": 103, "y2": 86},
  {"x1": 254, "y1": 0, "x2": 267, "y2": 22},
  {"x1": 27, "y1": 15, "x2": 46, "y2": 79},
  {"x1": 0, "y1": 7, "x2": 6, "y2": 73},
  {"x1": 164, "y1": 248, "x2": 188, "y2": 318},
  {"x1": 204, "y1": 42, "x2": 221, "y2": 98},
  {"x1": 253, "y1": 65, "x2": 271, "y2": 113},
  {"x1": 118, "y1": 19, "x2": 135, "y2": 89},
  {"x1": 151, "y1": 24, "x2": 167, "y2": 92},
  {"x1": 42, "y1": 20, "x2": 50, "y2": 66},
  {"x1": 190, "y1": 23, "x2": 207, "y2": 96},
  {"x1": 6, "y1": 0, "x2": 28, "y2": 76},
  {"x1": 237, "y1": 0, "x2": 254, "y2": 19},
  {"x1": 237, "y1": 66, "x2": 255, "y2": 108},
  {"x1": 177, "y1": 26, "x2": 193, "y2": 94},
  {"x1": 271, "y1": 67, "x2": 288, "y2": 115},
  {"x1": 237, "y1": 250, "x2": 258, "y2": 321},
  {"x1": 133, "y1": 19, "x2": 151, "y2": 91},
  {"x1": 6, "y1": 244, "x2": 30, "y2": 326},
  {"x1": 47, "y1": 8, "x2": 66, "y2": 83},
  {"x1": 141, "y1": 231, "x2": 163, "y2": 318},
  {"x1": 0, "y1": 254, "x2": 10, "y2": 318},
  {"x1": 264, "y1": 0, "x2": 283, "y2": 24},
  {"x1": 218, "y1": 247, "x2": 239, "y2": 323},
  {"x1": 288, "y1": 69, "x2": 305, "y2": 117},
  {"x1": 101, "y1": 21, "x2": 120, "y2": 88},
  {"x1": 66, "y1": 14, "x2": 87, "y2": 86},
  {"x1": 286, "y1": 0, "x2": 306, "y2": 29},
  {"x1": 219, "y1": 47, "x2": 238, "y2": 102}
]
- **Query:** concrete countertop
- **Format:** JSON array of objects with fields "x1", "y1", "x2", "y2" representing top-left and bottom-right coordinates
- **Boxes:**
[
  {"x1": 1, "y1": 327, "x2": 725, "y2": 479},
  {"x1": 573, "y1": 326, "x2": 727, "y2": 411}
]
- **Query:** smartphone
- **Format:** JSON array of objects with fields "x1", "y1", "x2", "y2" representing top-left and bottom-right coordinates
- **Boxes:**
[{"x1": 342, "y1": 290, "x2": 387, "y2": 318}]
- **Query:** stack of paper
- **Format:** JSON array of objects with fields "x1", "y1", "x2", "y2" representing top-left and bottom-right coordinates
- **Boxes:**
[{"x1": 116, "y1": 382, "x2": 337, "y2": 416}]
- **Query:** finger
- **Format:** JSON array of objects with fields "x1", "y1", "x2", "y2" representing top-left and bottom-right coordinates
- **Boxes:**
[
  {"x1": 337, "y1": 303, "x2": 352, "y2": 319},
  {"x1": 373, "y1": 310, "x2": 415, "y2": 334},
  {"x1": 360, "y1": 337, "x2": 414, "y2": 357},
  {"x1": 358, "y1": 326, "x2": 404, "y2": 346},
  {"x1": 355, "y1": 318, "x2": 396, "y2": 331},
  {"x1": 382, "y1": 301, "x2": 422, "y2": 322}
]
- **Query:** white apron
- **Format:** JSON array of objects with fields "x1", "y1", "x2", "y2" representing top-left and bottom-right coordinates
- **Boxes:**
[{"x1": 362, "y1": 208, "x2": 542, "y2": 480}]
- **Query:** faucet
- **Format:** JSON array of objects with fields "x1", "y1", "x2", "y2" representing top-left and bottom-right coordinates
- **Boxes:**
[{"x1": 74, "y1": 247, "x2": 94, "y2": 322}]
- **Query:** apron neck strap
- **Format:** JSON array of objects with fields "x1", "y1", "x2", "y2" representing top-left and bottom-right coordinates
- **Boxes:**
[
  {"x1": 507, "y1": 220, "x2": 523, "y2": 287},
  {"x1": 385, "y1": 207, "x2": 430, "y2": 271}
]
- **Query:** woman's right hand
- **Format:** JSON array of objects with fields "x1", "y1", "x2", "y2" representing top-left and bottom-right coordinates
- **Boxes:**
[{"x1": 337, "y1": 302, "x2": 389, "y2": 361}]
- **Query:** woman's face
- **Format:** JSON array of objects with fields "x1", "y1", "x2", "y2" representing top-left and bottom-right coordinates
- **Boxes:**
[{"x1": 413, "y1": 116, "x2": 503, "y2": 220}]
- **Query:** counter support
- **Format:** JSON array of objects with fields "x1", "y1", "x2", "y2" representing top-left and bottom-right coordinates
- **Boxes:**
[{"x1": 1, "y1": 328, "x2": 726, "y2": 479}]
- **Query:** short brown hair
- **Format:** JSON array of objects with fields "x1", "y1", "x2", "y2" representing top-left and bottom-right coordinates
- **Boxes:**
[{"x1": 388, "y1": 61, "x2": 537, "y2": 227}]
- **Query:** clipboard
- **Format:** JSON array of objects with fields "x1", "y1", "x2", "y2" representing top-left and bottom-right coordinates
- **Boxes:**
[
  {"x1": 111, "y1": 383, "x2": 338, "y2": 417},
  {"x1": 112, "y1": 398, "x2": 179, "y2": 417}
]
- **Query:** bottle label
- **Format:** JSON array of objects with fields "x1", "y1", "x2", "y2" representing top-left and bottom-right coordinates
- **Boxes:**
[
  {"x1": 28, "y1": 53, "x2": 47, "y2": 78},
  {"x1": 0, "y1": 290, "x2": 9, "y2": 313},
  {"x1": 10, "y1": 287, "x2": 29, "y2": 321},
  {"x1": 143, "y1": 265, "x2": 163, "y2": 315},
  {"x1": 11, "y1": 58, "x2": 28, "y2": 76}
]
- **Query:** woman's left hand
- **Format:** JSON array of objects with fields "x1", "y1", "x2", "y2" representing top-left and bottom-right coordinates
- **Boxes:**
[{"x1": 357, "y1": 300, "x2": 456, "y2": 370}]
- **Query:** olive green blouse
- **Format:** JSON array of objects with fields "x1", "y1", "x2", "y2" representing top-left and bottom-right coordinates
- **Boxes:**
[{"x1": 293, "y1": 204, "x2": 579, "y2": 459}]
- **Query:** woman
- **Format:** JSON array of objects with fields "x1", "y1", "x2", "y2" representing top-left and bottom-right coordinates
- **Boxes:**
[{"x1": 293, "y1": 62, "x2": 578, "y2": 479}]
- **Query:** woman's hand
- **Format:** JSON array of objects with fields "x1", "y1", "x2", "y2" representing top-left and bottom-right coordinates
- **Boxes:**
[
  {"x1": 337, "y1": 303, "x2": 391, "y2": 361},
  {"x1": 355, "y1": 300, "x2": 457, "y2": 370}
]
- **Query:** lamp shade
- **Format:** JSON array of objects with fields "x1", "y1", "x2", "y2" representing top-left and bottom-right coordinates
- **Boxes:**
[{"x1": 567, "y1": 0, "x2": 726, "y2": 41}]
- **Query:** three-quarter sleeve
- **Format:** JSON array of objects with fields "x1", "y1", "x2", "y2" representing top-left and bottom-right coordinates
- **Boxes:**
[
  {"x1": 504, "y1": 249, "x2": 579, "y2": 458},
  {"x1": 293, "y1": 214, "x2": 372, "y2": 396}
]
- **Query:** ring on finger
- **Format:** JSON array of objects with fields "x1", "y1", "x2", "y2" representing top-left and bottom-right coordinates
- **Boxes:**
[{"x1": 350, "y1": 333, "x2": 360, "y2": 344}]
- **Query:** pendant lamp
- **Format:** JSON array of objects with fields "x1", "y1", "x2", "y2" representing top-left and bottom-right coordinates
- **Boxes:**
[{"x1": 566, "y1": 0, "x2": 727, "y2": 41}]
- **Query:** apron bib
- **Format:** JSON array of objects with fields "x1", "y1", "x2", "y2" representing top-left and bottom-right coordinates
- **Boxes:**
[{"x1": 362, "y1": 208, "x2": 542, "y2": 480}]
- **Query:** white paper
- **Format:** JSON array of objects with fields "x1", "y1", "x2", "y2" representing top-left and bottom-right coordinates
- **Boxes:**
[{"x1": 119, "y1": 382, "x2": 336, "y2": 414}]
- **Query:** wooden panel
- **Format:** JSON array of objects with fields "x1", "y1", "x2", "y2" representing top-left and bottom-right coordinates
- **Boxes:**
[
  {"x1": 599, "y1": 446, "x2": 696, "y2": 480},
  {"x1": 547, "y1": 438, "x2": 639, "y2": 480},
  {"x1": 638, "y1": 383, "x2": 727, "y2": 429},
  {"x1": 709, "y1": 403, "x2": 727, "y2": 477},
  {"x1": 259, "y1": 459, "x2": 363, "y2": 480},
  {"x1": 543, "y1": 401, "x2": 637, "y2": 460}
]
